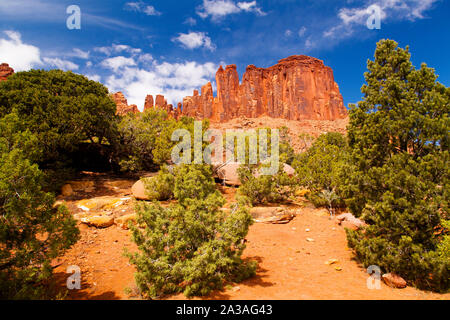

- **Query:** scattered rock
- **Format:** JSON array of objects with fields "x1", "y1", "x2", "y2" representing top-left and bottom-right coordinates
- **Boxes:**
[
  {"x1": 334, "y1": 266, "x2": 342, "y2": 271},
  {"x1": 61, "y1": 184, "x2": 73, "y2": 196},
  {"x1": 335, "y1": 213, "x2": 367, "y2": 230},
  {"x1": 76, "y1": 197, "x2": 130, "y2": 212},
  {"x1": 250, "y1": 207, "x2": 296, "y2": 224},
  {"x1": 81, "y1": 216, "x2": 114, "y2": 228},
  {"x1": 115, "y1": 213, "x2": 137, "y2": 230},
  {"x1": 306, "y1": 238, "x2": 315, "y2": 242},
  {"x1": 325, "y1": 259, "x2": 339, "y2": 265},
  {"x1": 382, "y1": 273, "x2": 407, "y2": 289}
]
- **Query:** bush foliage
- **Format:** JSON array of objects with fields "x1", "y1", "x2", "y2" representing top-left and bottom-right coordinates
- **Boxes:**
[
  {"x1": 115, "y1": 110, "x2": 209, "y2": 172},
  {"x1": 127, "y1": 165, "x2": 256, "y2": 298},
  {"x1": 0, "y1": 140, "x2": 79, "y2": 299},
  {"x1": 344, "y1": 39, "x2": 449, "y2": 292},
  {"x1": 0, "y1": 70, "x2": 117, "y2": 171},
  {"x1": 293, "y1": 132, "x2": 349, "y2": 211},
  {"x1": 237, "y1": 164, "x2": 295, "y2": 205}
]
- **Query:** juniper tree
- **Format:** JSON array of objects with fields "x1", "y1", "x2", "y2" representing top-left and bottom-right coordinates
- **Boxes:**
[
  {"x1": 344, "y1": 39, "x2": 449, "y2": 291},
  {"x1": 127, "y1": 165, "x2": 256, "y2": 298},
  {"x1": 0, "y1": 70, "x2": 117, "y2": 169},
  {"x1": 0, "y1": 134, "x2": 79, "y2": 299}
]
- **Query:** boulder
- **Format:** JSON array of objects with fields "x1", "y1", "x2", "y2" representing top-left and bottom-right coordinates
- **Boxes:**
[
  {"x1": 254, "y1": 163, "x2": 296, "y2": 178},
  {"x1": 215, "y1": 162, "x2": 295, "y2": 186},
  {"x1": 382, "y1": 273, "x2": 407, "y2": 289},
  {"x1": 81, "y1": 216, "x2": 114, "y2": 228},
  {"x1": 216, "y1": 162, "x2": 241, "y2": 186},
  {"x1": 132, "y1": 180, "x2": 149, "y2": 200},
  {"x1": 283, "y1": 164, "x2": 296, "y2": 176},
  {"x1": 250, "y1": 207, "x2": 296, "y2": 224},
  {"x1": 76, "y1": 197, "x2": 130, "y2": 211}
]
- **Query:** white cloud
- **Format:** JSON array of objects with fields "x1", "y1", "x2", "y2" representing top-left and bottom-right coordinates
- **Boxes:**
[
  {"x1": 0, "y1": 30, "x2": 42, "y2": 71},
  {"x1": 100, "y1": 56, "x2": 137, "y2": 72},
  {"x1": 94, "y1": 44, "x2": 142, "y2": 56},
  {"x1": 284, "y1": 30, "x2": 292, "y2": 37},
  {"x1": 237, "y1": 1, "x2": 265, "y2": 15},
  {"x1": 85, "y1": 74, "x2": 101, "y2": 82},
  {"x1": 125, "y1": 1, "x2": 162, "y2": 16},
  {"x1": 298, "y1": 27, "x2": 307, "y2": 37},
  {"x1": 143, "y1": 6, "x2": 161, "y2": 16},
  {"x1": 325, "y1": 0, "x2": 438, "y2": 39},
  {"x1": 137, "y1": 53, "x2": 153, "y2": 63},
  {"x1": 184, "y1": 17, "x2": 197, "y2": 26},
  {"x1": 105, "y1": 59, "x2": 218, "y2": 110},
  {"x1": 43, "y1": 57, "x2": 79, "y2": 71},
  {"x1": 172, "y1": 32, "x2": 216, "y2": 51},
  {"x1": 72, "y1": 48, "x2": 90, "y2": 59},
  {"x1": 197, "y1": 0, "x2": 266, "y2": 20}
]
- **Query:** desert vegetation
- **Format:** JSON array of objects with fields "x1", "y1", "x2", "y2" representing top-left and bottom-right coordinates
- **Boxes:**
[
  {"x1": 0, "y1": 39, "x2": 448, "y2": 299},
  {"x1": 127, "y1": 165, "x2": 256, "y2": 298}
]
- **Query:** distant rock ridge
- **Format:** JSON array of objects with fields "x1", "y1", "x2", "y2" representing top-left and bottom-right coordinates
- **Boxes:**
[
  {"x1": 112, "y1": 92, "x2": 139, "y2": 116},
  {"x1": 111, "y1": 55, "x2": 347, "y2": 121},
  {"x1": 0, "y1": 63, "x2": 14, "y2": 82},
  {"x1": 182, "y1": 55, "x2": 347, "y2": 121}
]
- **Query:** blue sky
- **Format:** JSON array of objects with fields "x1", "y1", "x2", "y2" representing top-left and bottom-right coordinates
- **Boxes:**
[{"x1": 0, "y1": 0, "x2": 449, "y2": 110}]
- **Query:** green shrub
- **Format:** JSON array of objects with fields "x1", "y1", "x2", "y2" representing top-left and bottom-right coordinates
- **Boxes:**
[
  {"x1": 225, "y1": 127, "x2": 295, "y2": 166},
  {"x1": 0, "y1": 147, "x2": 79, "y2": 299},
  {"x1": 292, "y1": 132, "x2": 349, "y2": 211},
  {"x1": 115, "y1": 110, "x2": 209, "y2": 172},
  {"x1": 237, "y1": 164, "x2": 295, "y2": 205},
  {"x1": 0, "y1": 69, "x2": 117, "y2": 171},
  {"x1": 437, "y1": 219, "x2": 450, "y2": 260},
  {"x1": 127, "y1": 165, "x2": 256, "y2": 298},
  {"x1": 345, "y1": 39, "x2": 449, "y2": 292},
  {"x1": 173, "y1": 164, "x2": 219, "y2": 205},
  {"x1": 141, "y1": 166, "x2": 175, "y2": 201}
]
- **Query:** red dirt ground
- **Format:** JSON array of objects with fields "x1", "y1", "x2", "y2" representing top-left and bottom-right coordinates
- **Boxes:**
[{"x1": 53, "y1": 178, "x2": 449, "y2": 301}]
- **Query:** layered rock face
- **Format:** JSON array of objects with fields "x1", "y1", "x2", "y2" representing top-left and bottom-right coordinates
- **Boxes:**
[
  {"x1": 182, "y1": 55, "x2": 347, "y2": 121},
  {"x1": 143, "y1": 94, "x2": 180, "y2": 119},
  {"x1": 0, "y1": 63, "x2": 14, "y2": 82},
  {"x1": 112, "y1": 92, "x2": 139, "y2": 116}
]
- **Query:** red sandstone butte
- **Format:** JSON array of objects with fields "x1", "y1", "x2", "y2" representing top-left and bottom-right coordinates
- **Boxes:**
[
  {"x1": 144, "y1": 95, "x2": 154, "y2": 111},
  {"x1": 0, "y1": 63, "x2": 14, "y2": 82},
  {"x1": 112, "y1": 92, "x2": 139, "y2": 116},
  {"x1": 182, "y1": 55, "x2": 347, "y2": 122},
  {"x1": 117, "y1": 92, "x2": 179, "y2": 119}
]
